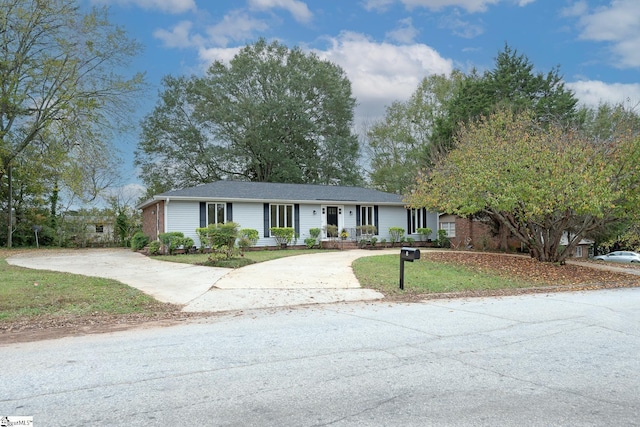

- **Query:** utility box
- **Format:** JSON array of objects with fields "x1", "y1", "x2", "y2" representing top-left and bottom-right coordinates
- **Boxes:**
[{"x1": 400, "y1": 247, "x2": 420, "y2": 262}]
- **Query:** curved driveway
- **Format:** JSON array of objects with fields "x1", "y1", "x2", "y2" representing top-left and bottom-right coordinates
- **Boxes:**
[{"x1": 6, "y1": 248, "x2": 389, "y2": 312}]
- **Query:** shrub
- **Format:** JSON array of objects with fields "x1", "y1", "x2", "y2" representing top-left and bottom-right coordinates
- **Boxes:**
[
  {"x1": 131, "y1": 231, "x2": 149, "y2": 251},
  {"x1": 304, "y1": 238, "x2": 317, "y2": 249},
  {"x1": 148, "y1": 240, "x2": 161, "y2": 255},
  {"x1": 270, "y1": 227, "x2": 295, "y2": 247},
  {"x1": 309, "y1": 228, "x2": 321, "y2": 239},
  {"x1": 388, "y1": 227, "x2": 405, "y2": 246},
  {"x1": 325, "y1": 224, "x2": 338, "y2": 238},
  {"x1": 380, "y1": 238, "x2": 387, "y2": 247},
  {"x1": 196, "y1": 222, "x2": 240, "y2": 258},
  {"x1": 436, "y1": 229, "x2": 450, "y2": 248},
  {"x1": 371, "y1": 237, "x2": 378, "y2": 247},
  {"x1": 238, "y1": 228, "x2": 259, "y2": 251},
  {"x1": 416, "y1": 227, "x2": 432, "y2": 241},
  {"x1": 406, "y1": 237, "x2": 415, "y2": 247},
  {"x1": 356, "y1": 224, "x2": 377, "y2": 236},
  {"x1": 158, "y1": 231, "x2": 187, "y2": 255}
]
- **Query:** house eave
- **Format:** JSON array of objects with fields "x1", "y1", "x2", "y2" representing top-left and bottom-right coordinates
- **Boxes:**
[{"x1": 137, "y1": 195, "x2": 405, "y2": 207}]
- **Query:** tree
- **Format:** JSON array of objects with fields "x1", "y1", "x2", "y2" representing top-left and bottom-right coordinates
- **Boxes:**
[
  {"x1": 429, "y1": 44, "x2": 578, "y2": 164},
  {"x1": 136, "y1": 38, "x2": 361, "y2": 194},
  {"x1": 407, "y1": 109, "x2": 640, "y2": 263},
  {"x1": 366, "y1": 72, "x2": 464, "y2": 194},
  {"x1": 0, "y1": 0, "x2": 144, "y2": 246}
]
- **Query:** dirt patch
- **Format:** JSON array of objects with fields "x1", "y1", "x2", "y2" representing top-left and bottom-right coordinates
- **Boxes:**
[{"x1": 0, "y1": 311, "x2": 218, "y2": 345}]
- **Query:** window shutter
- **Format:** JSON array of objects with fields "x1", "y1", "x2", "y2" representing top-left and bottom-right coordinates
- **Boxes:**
[
  {"x1": 263, "y1": 203, "x2": 270, "y2": 237},
  {"x1": 374, "y1": 205, "x2": 379, "y2": 234},
  {"x1": 355, "y1": 205, "x2": 361, "y2": 226},
  {"x1": 407, "y1": 209, "x2": 411, "y2": 233},
  {"x1": 294, "y1": 204, "x2": 300, "y2": 236},
  {"x1": 199, "y1": 202, "x2": 206, "y2": 228},
  {"x1": 226, "y1": 203, "x2": 233, "y2": 221}
]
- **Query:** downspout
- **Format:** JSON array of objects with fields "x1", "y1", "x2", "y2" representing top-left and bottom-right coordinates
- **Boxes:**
[{"x1": 155, "y1": 202, "x2": 160, "y2": 240}]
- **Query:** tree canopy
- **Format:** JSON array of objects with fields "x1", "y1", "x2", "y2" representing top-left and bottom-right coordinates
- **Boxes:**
[
  {"x1": 136, "y1": 38, "x2": 361, "y2": 196},
  {"x1": 407, "y1": 108, "x2": 640, "y2": 263},
  {"x1": 0, "y1": 0, "x2": 145, "y2": 246}
]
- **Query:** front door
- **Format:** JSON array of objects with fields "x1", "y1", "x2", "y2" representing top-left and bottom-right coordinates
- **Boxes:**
[{"x1": 326, "y1": 206, "x2": 338, "y2": 237}]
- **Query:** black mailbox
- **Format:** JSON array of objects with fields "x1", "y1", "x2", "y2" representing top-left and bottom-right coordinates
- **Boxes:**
[{"x1": 400, "y1": 247, "x2": 420, "y2": 262}]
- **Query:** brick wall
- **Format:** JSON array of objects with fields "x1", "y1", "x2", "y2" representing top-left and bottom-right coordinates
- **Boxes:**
[{"x1": 141, "y1": 201, "x2": 164, "y2": 240}]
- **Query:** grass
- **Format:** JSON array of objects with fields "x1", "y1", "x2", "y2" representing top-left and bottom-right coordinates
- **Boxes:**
[
  {"x1": 154, "y1": 248, "x2": 331, "y2": 268},
  {"x1": 353, "y1": 254, "x2": 536, "y2": 296},
  {"x1": 0, "y1": 257, "x2": 176, "y2": 324}
]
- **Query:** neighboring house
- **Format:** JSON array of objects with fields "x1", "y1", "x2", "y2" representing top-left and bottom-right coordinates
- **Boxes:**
[
  {"x1": 137, "y1": 181, "x2": 439, "y2": 247},
  {"x1": 61, "y1": 212, "x2": 115, "y2": 247},
  {"x1": 439, "y1": 214, "x2": 594, "y2": 258}
]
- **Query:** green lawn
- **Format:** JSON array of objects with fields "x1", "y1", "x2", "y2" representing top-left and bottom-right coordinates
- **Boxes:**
[
  {"x1": 0, "y1": 257, "x2": 177, "y2": 324},
  {"x1": 154, "y1": 248, "x2": 332, "y2": 267},
  {"x1": 353, "y1": 254, "x2": 536, "y2": 296}
]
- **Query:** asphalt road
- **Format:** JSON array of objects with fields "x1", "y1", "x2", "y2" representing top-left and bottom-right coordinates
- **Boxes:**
[{"x1": 2, "y1": 288, "x2": 640, "y2": 426}]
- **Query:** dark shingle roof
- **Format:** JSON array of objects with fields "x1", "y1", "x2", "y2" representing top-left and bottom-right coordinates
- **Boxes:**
[{"x1": 153, "y1": 181, "x2": 403, "y2": 205}]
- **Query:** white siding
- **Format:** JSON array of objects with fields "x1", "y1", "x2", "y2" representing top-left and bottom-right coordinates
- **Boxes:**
[
  {"x1": 165, "y1": 201, "x2": 200, "y2": 244},
  {"x1": 376, "y1": 206, "x2": 407, "y2": 241}
]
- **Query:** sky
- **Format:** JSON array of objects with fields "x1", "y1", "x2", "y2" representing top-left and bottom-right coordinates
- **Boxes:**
[{"x1": 84, "y1": 0, "x2": 640, "y2": 198}]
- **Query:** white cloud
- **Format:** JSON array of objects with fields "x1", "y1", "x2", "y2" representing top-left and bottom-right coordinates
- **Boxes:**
[
  {"x1": 363, "y1": 0, "x2": 515, "y2": 13},
  {"x1": 573, "y1": 0, "x2": 640, "y2": 68},
  {"x1": 386, "y1": 18, "x2": 419, "y2": 43},
  {"x1": 205, "y1": 10, "x2": 269, "y2": 47},
  {"x1": 315, "y1": 32, "x2": 454, "y2": 121},
  {"x1": 248, "y1": 0, "x2": 313, "y2": 23},
  {"x1": 439, "y1": 10, "x2": 484, "y2": 38},
  {"x1": 567, "y1": 80, "x2": 640, "y2": 108},
  {"x1": 90, "y1": 0, "x2": 196, "y2": 14},
  {"x1": 153, "y1": 20, "x2": 201, "y2": 48}
]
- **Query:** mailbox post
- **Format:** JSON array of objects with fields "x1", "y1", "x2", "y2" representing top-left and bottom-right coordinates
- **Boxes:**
[{"x1": 399, "y1": 247, "x2": 420, "y2": 290}]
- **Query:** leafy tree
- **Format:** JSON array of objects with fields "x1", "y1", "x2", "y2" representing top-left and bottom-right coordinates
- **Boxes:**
[
  {"x1": 430, "y1": 44, "x2": 578, "y2": 164},
  {"x1": 0, "y1": 0, "x2": 145, "y2": 247},
  {"x1": 407, "y1": 109, "x2": 640, "y2": 263},
  {"x1": 366, "y1": 72, "x2": 464, "y2": 193},
  {"x1": 137, "y1": 39, "x2": 361, "y2": 194}
]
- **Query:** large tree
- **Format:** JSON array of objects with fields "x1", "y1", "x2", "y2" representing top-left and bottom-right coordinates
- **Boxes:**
[
  {"x1": 365, "y1": 71, "x2": 464, "y2": 194},
  {"x1": 0, "y1": 0, "x2": 144, "y2": 247},
  {"x1": 407, "y1": 108, "x2": 640, "y2": 263},
  {"x1": 136, "y1": 38, "x2": 361, "y2": 194},
  {"x1": 429, "y1": 44, "x2": 578, "y2": 164}
]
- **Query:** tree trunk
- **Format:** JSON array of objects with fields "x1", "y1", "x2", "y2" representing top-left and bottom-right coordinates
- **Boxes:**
[{"x1": 7, "y1": 163, "x2": 12, "y2": 248}]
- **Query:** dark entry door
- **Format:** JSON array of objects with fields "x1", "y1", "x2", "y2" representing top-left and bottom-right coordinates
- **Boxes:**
[{"x1": 326, "y1": 206, "x2": 338, "y2": 236}]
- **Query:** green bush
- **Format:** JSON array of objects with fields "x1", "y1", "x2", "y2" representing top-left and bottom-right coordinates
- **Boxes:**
[
  {"x1": 304, "y1": 238, "x2": 317, "y2": 249},
  {"x1": 416, "y1": 227, "x2": 432, "y2": 241},
  {"x1": 270, "y1": 227, "x2": 295, "y2": 247},
  {"x1": 371, "y1": 237, "x2": 378, "y2": 246},
  {"x1": 196, "y1": 222, "x2": 240, "y2": 258},
  {"x1": 309, "y1": 228, "x2": 321, "y2": 239},
  {"x1": 356, "y1": 224, "x2": 377, "y2": 236},
  {"x1": 158, "y1": 232, "x2": 187, "y2": 255},
  {"x1": 436, "y1": 229, "x2": 450, "y2": 248},
  {"x1": 131, "y1": 231, "x2": 150, "y2": 251},
  {"x1": 388, "y1": 227, "x2": 405, "y2": 246},
  {"x1": 148, "y1": 240, "x2": 161, "y2": 255},
  {"x1": 325, "y1": 224, "x2": 338, "y2": 238},
  {"x1": 238, "y1": 228, "x2": 259, "y2": 251},
  {"x1": 406, "y1": 237, "x2": 415, "y2": 247}
]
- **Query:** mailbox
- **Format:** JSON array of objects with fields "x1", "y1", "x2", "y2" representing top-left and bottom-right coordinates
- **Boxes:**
[{"x1": 400, "y1": 247, "x2": 420, "y2": 262}]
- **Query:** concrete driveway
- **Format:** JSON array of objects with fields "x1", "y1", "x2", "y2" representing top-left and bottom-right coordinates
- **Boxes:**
[{"x1": 6, "y1": 248, "x2": 388, "y2": 312}]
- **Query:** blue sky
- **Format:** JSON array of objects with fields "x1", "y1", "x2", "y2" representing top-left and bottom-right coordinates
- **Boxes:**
[{"x1": 85, "y1": 0, "x2": 640, "y2": 197}]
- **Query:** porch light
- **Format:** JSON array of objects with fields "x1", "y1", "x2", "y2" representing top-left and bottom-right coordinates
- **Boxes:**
[
  {"x1": 313, "y1": 210, "x2": 317, "y2": 215},
  {"x1": 349, "y1": 210, "x2": 353, "y2": 215}
]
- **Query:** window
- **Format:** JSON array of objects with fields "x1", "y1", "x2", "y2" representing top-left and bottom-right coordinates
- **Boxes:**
[
  {"x1": 410, "y1": 208, "x2": 429, "y2": 234},
  {"x1": 270, "y1": 204, "x2": 293, "y2": 228},
  {"x1": 95, "y1": 224, "x2": 104, "y2": 233},
  {"x1": 207, "y1": 202, "x2": 226, "y2": 225},
  {"x1": 360, "y1": 206, "x2": 374, "y2": 226},
  {"x1": 440, "y1": 222, "x2": 456, "y2": 237},
  {"x1": 575, "y1": 246, "x2": 583, "y2": 258}
]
